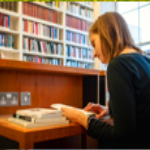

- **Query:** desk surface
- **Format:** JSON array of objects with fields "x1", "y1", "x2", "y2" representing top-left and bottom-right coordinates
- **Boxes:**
[{"x1": 0, "y1": 115, "x2": 86, "y2": 149}]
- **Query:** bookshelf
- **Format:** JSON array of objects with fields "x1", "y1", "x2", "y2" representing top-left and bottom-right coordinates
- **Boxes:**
[
  {"x1": 0, "y1": 59, "x2": 100, "y2": 149},
  {"x1": 0, "y1": 2, "x2": 99, "y2": 69}
]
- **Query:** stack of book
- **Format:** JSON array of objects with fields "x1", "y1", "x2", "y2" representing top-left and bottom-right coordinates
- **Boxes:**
[{"x1": 8, "y1": 108, "x2": 69, "y2": 128}]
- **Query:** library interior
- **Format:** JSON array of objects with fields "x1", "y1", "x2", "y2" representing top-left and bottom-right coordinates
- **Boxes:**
[{"x1": 0, "y1": 1, "x2": 150, "y2": 149}]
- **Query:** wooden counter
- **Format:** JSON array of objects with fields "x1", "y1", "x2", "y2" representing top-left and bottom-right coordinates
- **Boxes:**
[
  {"x1": 0, "y1": 116, "x2": 85, "y2": 149},
  {"x1": 0, "y1": 59, "x2": 99, "y2": 149}
]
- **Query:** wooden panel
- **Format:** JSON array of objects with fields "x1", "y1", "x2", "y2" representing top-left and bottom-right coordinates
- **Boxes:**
[
  {"x1": 99, "y1": 71, "x2": 106, "y2": 76},
  {"x1": 0, "y1": 70, "x2": 83, "y2": 115},
  {"x1": 99, "y1": 76, "x2": 106, "y2": 105},
  {"x1": 83, "y1": 76, "x2": 98, "y2": 107},
  {"x1": 0, "y1": 59, "x2": 99, "y2": 76},
  {"x1": 0, "y1": 135, "x2": 19, "y2": 149},
  {"x1": 0, "y1": 117, "x2": 86, "y2": 149},
  {"x1": 34, "y1": 135, "x2": 82, "y2": 149}
]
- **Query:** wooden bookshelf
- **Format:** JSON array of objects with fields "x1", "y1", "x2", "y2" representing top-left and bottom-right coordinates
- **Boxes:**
[
  {"x1": 0, "y1": 59, "x2": 99, "y2": 149},
  {"x1": 0, "y1": 1, "x2": 99, "y2": 69}
]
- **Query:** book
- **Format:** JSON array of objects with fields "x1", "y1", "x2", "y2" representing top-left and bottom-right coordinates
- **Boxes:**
[
  {"x1": 8, "y1": 117, "x2": 69, "y2": 128},
  {"x1": 50, "y1": 103, "x2": 96, "y2": 117},
  {"x1": 16, "y1": 108, "x2": 62, "y2": 119},
  {"x1": 13, "y1": 113, "x2": 67, "y2": 123}
]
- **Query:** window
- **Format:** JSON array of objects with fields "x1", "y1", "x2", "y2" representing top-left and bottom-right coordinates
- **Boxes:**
[{"x1": 117, "y1": 2, "x2": 150, "y2": 52}]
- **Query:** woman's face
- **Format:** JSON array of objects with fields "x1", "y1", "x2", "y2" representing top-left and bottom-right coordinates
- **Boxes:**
[{"x1": 90, "y1": 33, "x2": 107, "y2": 63}]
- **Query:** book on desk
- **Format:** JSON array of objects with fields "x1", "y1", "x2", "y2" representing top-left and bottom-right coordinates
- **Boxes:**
[
  {"x1": 8, "y1": 108, "x2": 69, "y2": 128},
  {"x1": 8, "y1": 104, "x2": 96, "y2": 128}
]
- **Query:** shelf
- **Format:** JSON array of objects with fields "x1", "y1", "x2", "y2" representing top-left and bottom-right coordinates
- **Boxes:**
[
  {"x1": 0, "y1": 47, "x2": 19, "y2": 53},
  {"x1": 70, "y1": 2, "x2": 93, "y2": 10},
  {"x1": 0, "y1": 27, "x2": 19, "y2": 35},
  {"x1": 65, "y1": 27, "x2": 88, "y2": 35},
  {"x1": 23, "y1": 32, "x2": 63, "y2": 44},
  {"x1": 99, "y1": 71, "x2": 106, "y2": 76},
  {"x1": 22, "y1": 15, "x2": 63, "y2": 29},
  {"x1": 0, "y1": 59, "x2": 99, "y2": 76},
  {"x1": 0, "y1": 9, "x2": 19, "y2": 18},
  {"x1": 30, "y1": 2, "x2": 64, "y2": 13},
  {"x1": 66, "y1": 41, "x2": 93, "y2": 49},
  {"x1": 66, "y1": 11, "x2": 93, "y2": 23},
  {"x1": 23, "y1": 51, "x2": 64, "y2": 59},
  {"x1": 66, "y1": 57, "x2": 94, "y2": 63}
]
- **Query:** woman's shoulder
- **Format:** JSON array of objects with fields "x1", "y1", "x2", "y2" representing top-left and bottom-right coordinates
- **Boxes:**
[
  {"x1": 107, "y1": 53, "x2": 150, "y2": 76},
  {"x1": 109, "y1": 53, "x2": 146, "y2": 67}
]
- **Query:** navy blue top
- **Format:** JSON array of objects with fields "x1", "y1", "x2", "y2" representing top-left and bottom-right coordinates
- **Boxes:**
[{"x1": 87, "y1": 53, "x2": 150, "y2": 148}]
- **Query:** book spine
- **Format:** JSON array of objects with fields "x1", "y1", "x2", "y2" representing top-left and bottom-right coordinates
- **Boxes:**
[{"x1": 13, "y1": 114, "x2": 35, "y2": 123}]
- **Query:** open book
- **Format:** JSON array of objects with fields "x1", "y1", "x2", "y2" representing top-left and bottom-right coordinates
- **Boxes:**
[{"x1": 50, "y1": 103, "x2": 96, "y2": 117}]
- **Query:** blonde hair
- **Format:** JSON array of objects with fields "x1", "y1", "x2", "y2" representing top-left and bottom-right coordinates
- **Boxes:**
[{"x1": 89, "y1": 12, "x2": 142, "y2": 62}]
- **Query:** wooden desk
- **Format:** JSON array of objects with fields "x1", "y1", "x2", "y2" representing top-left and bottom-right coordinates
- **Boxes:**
[
  {"x1": 0, "y1": 116, "x2": 86, "y2": 149},
  {"x1": 0, "y1": 59, "x2": 99, "y2": 149}
]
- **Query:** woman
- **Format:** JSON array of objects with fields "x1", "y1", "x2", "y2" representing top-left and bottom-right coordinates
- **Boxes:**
[{"x1": 62, "y1": 12, "x2": 150, "y2": 148}]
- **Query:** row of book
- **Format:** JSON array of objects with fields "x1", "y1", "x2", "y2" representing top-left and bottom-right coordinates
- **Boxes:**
[
  {"x1": 45, "y1": 2, "x2": 63, "y2": 9},
  {"x1": 23, "y1": 55, "x2": 63, "y2": 66},
  {"x1": 66, "y1": 45, "x2": 93, "y2": 60},
  {"x1": 0, "y1": 13, "x2": 10, "y2": 28},
  {"x1": 8, "y1": 108, "x2": 69, "y2": 128},
  {"x1": 23, "y1": 37, "x2": 63, "y2": 55},
  {"x1": 66, "y1": 60, "x2": 91, "y2": 69},
  {"x1": 66, "y1": 30, "x2": 90, "y2": 45},
  {"x1": 67, "y1": 3, "x2": 92, "y2": 19},
  {"x1": 0, "y1": 33, "x2": 14, "y2": 48},
  {"x1": 23, "y1": 2, "x2": 58, "y2": 24},
  {"x1": 23, "y1": 20, "x2": 60, "y2": 40},
  {"x1": 66, "y1": 15, "x2": 89, "y2": 32},
  {"x1": 0, "y1": 2, "x2": 17, "y2": 12}
]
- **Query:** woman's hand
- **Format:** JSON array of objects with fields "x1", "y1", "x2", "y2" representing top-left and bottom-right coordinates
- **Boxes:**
[
  {"x1": 84, "y1": 102, "x2": 109, "y2": 119},
  {"x1": 61, "y1": 107, "x2": 88, "y2": 129}
]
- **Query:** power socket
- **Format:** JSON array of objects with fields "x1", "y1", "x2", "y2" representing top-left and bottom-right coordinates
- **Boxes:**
[
  {"x1": 0, "y1": 92, "x2": 18, "y2": 107},
  {"x1": 21, "y1": 92, "x2": 31, "y2": 106}
]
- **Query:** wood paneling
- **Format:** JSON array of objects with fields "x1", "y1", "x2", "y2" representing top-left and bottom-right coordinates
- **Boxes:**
[
  {"x1": 99, "y1": 71, "x2": 106, "y2": 76},
  {"x1": 0, "y1": 59, "x2": 99, "y2": 76},
  {"x1": 0, "y1": 70, "x2": 83, "y2": 114},
  {"x1": 0, "y1": 59, "x2": 99, "y2": 149},
  {"x1": 0, "y1": 117, "x2": 85, "y2": 149}
]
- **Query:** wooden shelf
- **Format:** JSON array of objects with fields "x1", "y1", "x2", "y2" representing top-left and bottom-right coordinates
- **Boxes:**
[
  {"x1": 65, "y1": 11, "x2": 93, "y2": 23},
  {"x1": 23, "y1": 32, "x2": 63, "y2": 44},
  {"x1": 99, "y1": 71, "x2": 106, "y2": 76},
  {"x1": 0, "y1": 59, "x2": 99, "y2": 76},
  {"x1": 0, "y1": 116, "x2": 85, "y2": 149},
  {"x1": 23, "y1": 51, "x2": 64, "y2": 59}
]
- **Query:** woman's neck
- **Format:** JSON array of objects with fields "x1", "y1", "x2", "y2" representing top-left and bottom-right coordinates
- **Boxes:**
[{"x1": 119, "y1": 46, "x2": 138, "y2": 55}]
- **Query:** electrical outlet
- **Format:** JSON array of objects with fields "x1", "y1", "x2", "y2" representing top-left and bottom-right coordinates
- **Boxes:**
[
  {"x1": 21, "y1": 92, "x2": 31, "y2": 106},
  {"x1": 0, "y1": 92, "x2": 18, "y2": 107}
]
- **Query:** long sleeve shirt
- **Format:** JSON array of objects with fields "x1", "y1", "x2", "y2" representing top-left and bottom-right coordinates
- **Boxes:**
[{"x1": 87, "y1": 53, "x2": 150, "y2": 148}]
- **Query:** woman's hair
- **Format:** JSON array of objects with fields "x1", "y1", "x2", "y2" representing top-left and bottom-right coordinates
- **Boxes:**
[{"x1": 89, "y1": 12, "x2": 142, "y2": 62}]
